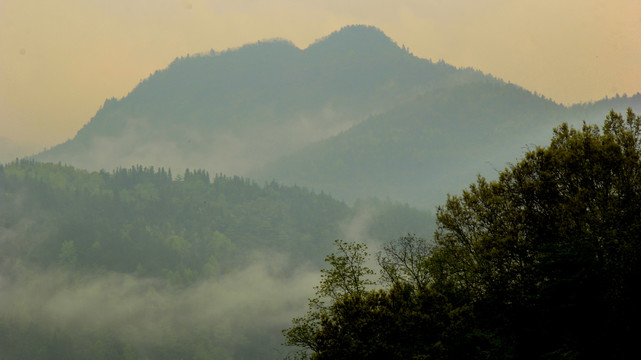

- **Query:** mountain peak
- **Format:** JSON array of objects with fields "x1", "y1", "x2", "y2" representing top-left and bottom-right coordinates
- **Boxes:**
[
  {"x1": 305, "y1": 25, "x2": 401, "y2": 56},
  {"x1": 321, "y1": 25, "x2": 391, "y2": 42}
]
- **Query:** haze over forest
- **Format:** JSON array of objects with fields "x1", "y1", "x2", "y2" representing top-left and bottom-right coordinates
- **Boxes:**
[{"x1": 2, "y1": 23, "x2": 641, "y2": 360}]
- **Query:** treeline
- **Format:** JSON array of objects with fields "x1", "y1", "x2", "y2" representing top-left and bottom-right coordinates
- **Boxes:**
[
  {"x1": 0, "y1": 160, "x2": 434, "y2": 359},
  {"x1": 0, "y1": 161, "x2": 352, "y2": 279},
  {"x1": 284, "y1": 109, "x2": 641, "y2": 359}
]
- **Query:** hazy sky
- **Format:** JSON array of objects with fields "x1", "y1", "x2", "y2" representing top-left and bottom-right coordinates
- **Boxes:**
[{"x1": 1, "y1": 0, "x2": 640, "y2": 155}]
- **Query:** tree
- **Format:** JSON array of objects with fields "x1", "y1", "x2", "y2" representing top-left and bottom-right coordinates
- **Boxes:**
[
  {"x1": 284, "y1": 239, "x2": 489, "y2": 360},
  {"x1": 284, "y1": 109, "x2": 641, "y2": 360},
  {"x1": 282, "y1": 240, "x2": 375, "y2": 359},
  {"x1": 377, "y1": 234, "x2": 432, "y2": 288},
  {"x1": 316, "y1": 239, "x2": 375, "y2": 300},
  {"x1": 433, "y1": 109, "x2": 641, "y2": 358}
]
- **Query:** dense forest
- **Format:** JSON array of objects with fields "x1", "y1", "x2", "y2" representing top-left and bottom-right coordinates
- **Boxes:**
[
  {"x1": 283, "y1": 110, "x2": 641, "y2": 359},
  {"x1": 0, "y1": 160, "x2": 433, "y2": 359}
]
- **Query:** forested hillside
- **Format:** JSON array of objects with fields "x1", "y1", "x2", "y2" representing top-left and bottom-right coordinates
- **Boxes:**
[
  {"x1": 256, "y1": 86, "x2": 641, "y2": 208},
  {"x1": 0, "y1": 160, "x2": 434, "y2": 359},
  {"x1": 255, "y1": 82, "x2": 565, "y2": 207}
]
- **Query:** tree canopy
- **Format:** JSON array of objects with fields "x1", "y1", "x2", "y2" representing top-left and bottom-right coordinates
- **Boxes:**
[{"x1": 284, "y1": 109, "x2": 641, "y2": 359}]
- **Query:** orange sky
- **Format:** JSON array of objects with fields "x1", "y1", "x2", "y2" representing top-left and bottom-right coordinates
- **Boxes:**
[{"x1": 1, "y1": 0, "x2": 640, "y2": 158}]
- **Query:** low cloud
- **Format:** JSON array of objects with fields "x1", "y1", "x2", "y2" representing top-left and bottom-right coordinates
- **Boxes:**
[
  {"x1": 0, "y1": 252, "x2": 320, "y2": 356},
  {"x1": 38, "y1": 105, "x2": 361, "y2": 176}
]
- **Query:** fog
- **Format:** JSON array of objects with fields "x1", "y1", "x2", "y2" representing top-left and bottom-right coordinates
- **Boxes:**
[
  {"x1": 37, "y1": 104, "x2": 361, "y2": 177},
  {"x1": 0, "y1": 253, "x2": 319, "y2": 357},
  {"x1": 0, "y1": 137, "x2": 39, "y2": 165},
  {"x1": 0, "y1": 186, "x2": 421, "y2": 358}
]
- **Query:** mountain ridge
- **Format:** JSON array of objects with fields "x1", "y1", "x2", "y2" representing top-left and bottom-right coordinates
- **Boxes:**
[
  {"x1": 35, "y1": 25, "x2": 493, "y2": 177},
  {"x1": 33, "y1": 25, "x2": 641, "y2": 208}
]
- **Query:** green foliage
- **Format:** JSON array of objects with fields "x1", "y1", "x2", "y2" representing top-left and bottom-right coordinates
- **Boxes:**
[
  {"x1": 283, "y1": 240, "x2": 374, "y2": 358},
  {"x1": 0, "y1": 160, "x2": 431, "y2": 359},
  {"x1": 317, "y1": 240, "x2": 375, "y2": 300},
  {"x1": 284, "y1": 240, "x2": 487, "y2": 360},
  {"x1": 432, "y1": 108, "x2": 641, "y2": 358},
  {"x1": 285, "y1": 109, "x2": 641, "y2": 360},
  {"x1": 0, "y1": 161, "x2": 351, "y2": 277},
  {"x1": 58, "y1": 240, "x2": 78, "y2": 269},
  {"x1": 377, "y1": 234, "x2": 432, "y2": 288}
]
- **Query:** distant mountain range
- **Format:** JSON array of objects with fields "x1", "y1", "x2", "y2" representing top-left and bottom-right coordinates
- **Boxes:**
[{"x1": 36, "y1": 25, "x2": 641, "y2": 208}]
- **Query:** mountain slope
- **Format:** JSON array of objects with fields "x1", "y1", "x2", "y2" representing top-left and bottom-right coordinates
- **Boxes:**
[
  {"x1": 34, "y1": 25, "x2": 641, "y2": 208},
  {"x1": 254, "y1": 85, "x2": 641, "y2": 208},
  {"x1": 36, "y1": 25, "x2": 491, "y2": 175}
]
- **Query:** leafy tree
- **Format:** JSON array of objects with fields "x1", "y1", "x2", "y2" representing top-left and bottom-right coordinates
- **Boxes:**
[
  {"x1": 433, "y1": 108, "x2": 641, "y2": 358},
  {"x1": 283, "y1": 240, "x2": 374, "y2": 359},
  {"x1": 317, "y1": 239, "x2": 375, "y2": 300},
  {"x1": 285, "y1": 109, "x2": 641, "y2": 360},
  {"x1": 283, "y1": 239, "x2": 488, "y2": 360},
  {"x1": 58, "y1": 240, "x2": 78, "y2": 269},
  {"x1": 377, "y1": 234, "x2": 432, "y2": 288}
]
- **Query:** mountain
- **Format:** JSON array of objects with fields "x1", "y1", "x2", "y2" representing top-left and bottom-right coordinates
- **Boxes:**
[
  {"x1": 35, "y1": 25, "x2": 641, "y2": 209},
  {"x1": 36, "y1": 25, "x2": 491, "y2": 175},
  {"x1": 254, "y1": 84, "x2": 641, "y2": 208},
  {"x1": 253, "y1": 82, "x2": 560, "y2": 207}
]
